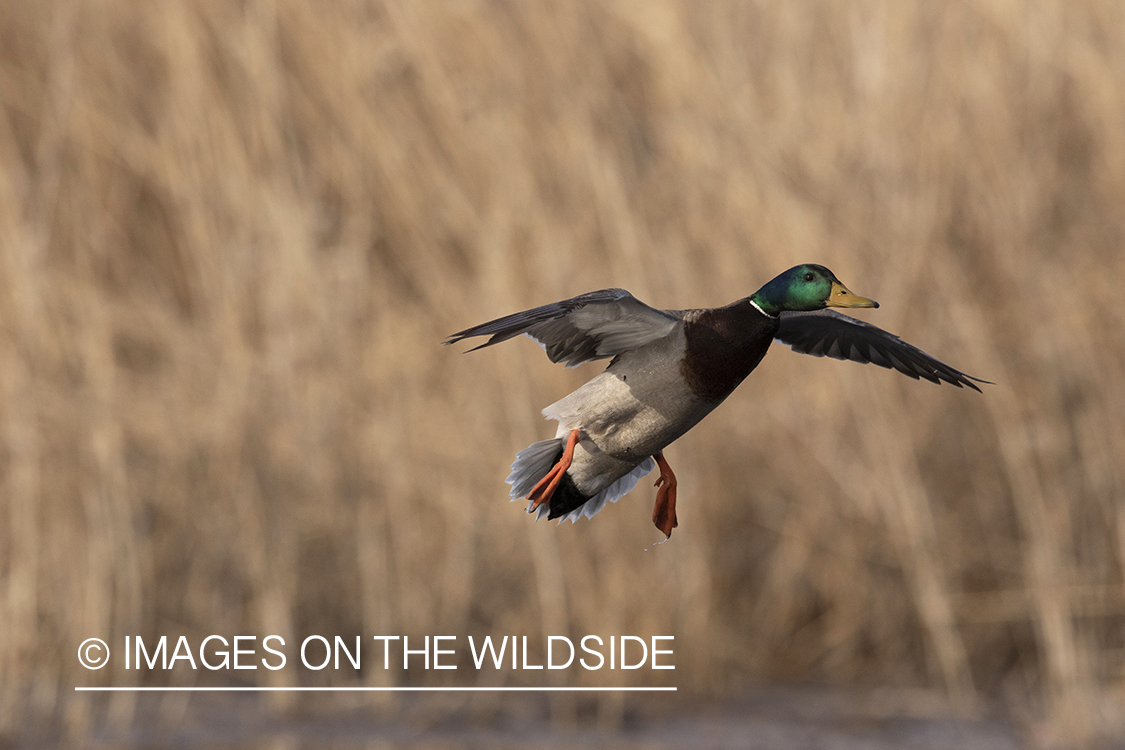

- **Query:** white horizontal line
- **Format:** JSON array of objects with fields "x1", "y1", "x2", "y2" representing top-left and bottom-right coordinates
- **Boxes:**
[{"x1": 75, "y1": 686, "x2": 676, "y2": 692}]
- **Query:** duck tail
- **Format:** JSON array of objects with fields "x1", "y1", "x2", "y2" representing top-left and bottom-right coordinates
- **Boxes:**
[
  {"x1": 505, "y1": 439, "x2": 656, "y2": 524},
  {"x1": 505, "y1": 438, "x2": 564, "y2": 502},
  {"x1": 505, "y1": 438, "x2": 590, "y2": 521}
]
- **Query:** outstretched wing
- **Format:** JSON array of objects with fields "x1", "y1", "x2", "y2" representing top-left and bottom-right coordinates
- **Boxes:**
[
  {"x1": 446, "y1": 288, "x2": 679, "y2": 368},
  {"x1": 775, "y1": 309, "x2": 990, "y2": 391}
]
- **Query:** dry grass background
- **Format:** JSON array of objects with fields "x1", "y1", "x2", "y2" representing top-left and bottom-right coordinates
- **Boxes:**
[{"x1": 2, "y1": 0, "x2": 1124, "y2": 746}]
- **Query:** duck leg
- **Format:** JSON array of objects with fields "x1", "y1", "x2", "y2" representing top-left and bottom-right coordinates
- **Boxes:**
[
  {"x1": 526, "y1": 429, "x2": 581, "y2": 511},
  {"x1": 651, "y1": 452, "x2": 678, "y2": 537}
]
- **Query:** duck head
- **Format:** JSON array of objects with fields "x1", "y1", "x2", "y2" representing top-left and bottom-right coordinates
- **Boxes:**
[{"x1": 750, "y1": 264, "x2": 879, "y2": 316}]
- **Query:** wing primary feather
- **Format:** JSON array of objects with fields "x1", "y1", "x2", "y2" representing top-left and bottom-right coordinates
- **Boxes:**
[
  {"x1": 776, "y1": 309, "x2": 988, "y2": 391},
  {"x1": 446, "y1": 288, "x2": 679, "y2": 366}
]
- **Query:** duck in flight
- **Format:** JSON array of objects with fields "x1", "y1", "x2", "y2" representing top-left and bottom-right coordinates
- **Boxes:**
[{"x1": 446, "y1": 264, "x2": 988, "y2": 538}]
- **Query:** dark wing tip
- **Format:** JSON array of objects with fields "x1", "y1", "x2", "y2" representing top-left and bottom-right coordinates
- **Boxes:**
[
  {"x1": 962, "y1": 374, "x2": 993, "y2": 392},
  {"x1": 908, "y1": 362, "x2": 988, "y2": 391},
  {"x1": 443, "y1": 331, "x2": 511, "y2": 353},
  {"x1": 926, "y1": 364, "x2": 991, "y2": 392},
  {"x1": 442, "y1": 331, "x2": 472, "y2": 347}
]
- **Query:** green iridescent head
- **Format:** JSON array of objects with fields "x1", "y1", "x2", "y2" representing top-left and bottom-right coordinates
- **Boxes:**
[{"x1": 750, "y1": 264, "x2": 879, "y2": 316}]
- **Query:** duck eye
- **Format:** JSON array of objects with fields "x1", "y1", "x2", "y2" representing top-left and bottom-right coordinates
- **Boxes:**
[{"x1": 804, "y1": 272, "x2": 815, "y2": 282}]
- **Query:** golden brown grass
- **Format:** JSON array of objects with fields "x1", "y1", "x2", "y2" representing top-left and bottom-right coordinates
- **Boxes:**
[{"x1": 2, "y1": 0, "x2": 1125, "y2": 745}]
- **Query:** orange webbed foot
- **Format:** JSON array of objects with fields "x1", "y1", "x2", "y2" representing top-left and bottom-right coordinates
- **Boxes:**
[
  {"x1": 651, "y1": 452, "x2": 678, "y2": 538},
  {"x1": 526, "y1": 429, "x2": 581, "y2": 511}
]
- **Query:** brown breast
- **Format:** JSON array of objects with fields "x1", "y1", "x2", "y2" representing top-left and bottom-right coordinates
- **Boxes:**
[{"x1": 679, "y1": 301, "x2": 779, "y2": 402}]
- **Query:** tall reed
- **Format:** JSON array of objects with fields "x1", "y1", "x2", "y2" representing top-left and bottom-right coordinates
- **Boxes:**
[{"x1": 1, "y1": 0, "x2": 1123, "y2": 743}]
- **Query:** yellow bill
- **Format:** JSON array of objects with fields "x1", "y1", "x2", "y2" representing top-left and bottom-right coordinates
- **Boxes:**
[{"x1": 826, "y1": 281, "x2": 879, "y2": 308}]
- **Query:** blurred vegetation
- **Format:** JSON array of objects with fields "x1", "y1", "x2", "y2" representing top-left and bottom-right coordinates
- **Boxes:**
[{"x1": 1, "y1": 0, "x2": 1124, "y2": 745}]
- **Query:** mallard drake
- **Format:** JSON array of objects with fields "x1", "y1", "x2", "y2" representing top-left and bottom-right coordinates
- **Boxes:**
[{"x1": 447, "y1": 264, "x2": 987, "y2": 538}]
